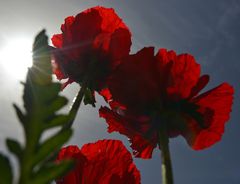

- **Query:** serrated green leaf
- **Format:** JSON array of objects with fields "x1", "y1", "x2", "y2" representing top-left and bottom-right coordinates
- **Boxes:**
[
  {"x1": 11, "y1": 30, "x2": 75, "y2": 184},
  {"x1": 32, "y1": 29, "x2": 52, "y2": 85},
  {"x1": 28, "y1": 83, "x2": 61, "y2": 105},
  {"x1": 44, "y1": 114, "x2": 71, "y2": 129},
  {"x1": 31, "y1": 160, "x2": 74, "y2": 184},
  {"x1": 13, "y1": 104, "x2": 26, "y2": 127},
  {"x1": 6, "y1": 139, "x2": 22, "y2": 160},
  {"x1": 45, "y1": 96, "x2": 68, "y2": 114},
  {"x1": 0, "y1": 153, "x2": 13, "y2": 184},
  {"x1": 38, "y1": 83, "x2": 62, "y2": 102},
  {"x1": 32, "y1": 129, "x2": 72, "y2": 166}
]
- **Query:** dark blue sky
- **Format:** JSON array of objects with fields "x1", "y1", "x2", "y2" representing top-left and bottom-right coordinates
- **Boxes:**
[{"x1": 0, "y1": 0, "x2": 239, "y2": 183}]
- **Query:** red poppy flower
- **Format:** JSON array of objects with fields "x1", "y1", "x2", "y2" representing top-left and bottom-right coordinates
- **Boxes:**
[
  {"x1": 56, "y1": 140, "x2": 141, "y2": 184},
  {"x1": 99, "y1": 47, "x2": 234, "y2": 159},
  {"x1": 51, "y1": 6, "x2": 131, "y2": 93}
]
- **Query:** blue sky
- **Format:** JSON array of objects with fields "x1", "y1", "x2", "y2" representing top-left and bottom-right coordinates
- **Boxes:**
[{"x1": 0, "y1": 0, "x2": 239, "y2": 183}]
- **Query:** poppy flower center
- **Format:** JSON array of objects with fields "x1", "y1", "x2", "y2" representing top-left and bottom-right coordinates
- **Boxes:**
[
  {"x1": 147, "y1": 99, "x2": 208, "y2": 137},
  {"x1": 55, "y1": 49, "x2": 112, "y2": 91}
]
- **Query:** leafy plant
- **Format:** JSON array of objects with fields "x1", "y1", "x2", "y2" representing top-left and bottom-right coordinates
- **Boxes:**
[{"x1": 0, "y1": 30, "x2": 75, "y2": 184}]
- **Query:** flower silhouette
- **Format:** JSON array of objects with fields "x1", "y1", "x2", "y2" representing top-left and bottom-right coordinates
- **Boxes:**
[
  {"x1": 51, "y1": 6, "x2": 131, "y2": 93},
  {"x1": 100, "y1": 47, "x2": 234, "y2": 158},
  {"x1": 56, "y1": 140, "x2": 140, "y2": 184}
]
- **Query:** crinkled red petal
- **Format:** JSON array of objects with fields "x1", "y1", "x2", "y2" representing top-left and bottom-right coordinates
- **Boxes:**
[
  {"x1": 99, "y1": 106, "x2": 157, "y2": 159},
  {"x1": 51, "y1": 58, "x2": 67, "y2": 80},
  {"x1": 61, "y1": 16, "x2": 75, "y2": 33},
  {"x1": 56, "y1": 146, "x2": 87, "y2": 184},
  {"x1": 61, "y1": 16, "x2": 75, "y2": 46},
  {"x1": 109, "y1": 47, "x2": 160, "y2": 109},
  {"x1": 96, "y1": 6, "x2": 128, "y2": 32},
  {"x1": 52, "y1": 34, "x2": 63, "y2": 48},
  {"x1": 81, "y1": 140, "x2": 141, "y2": 184},
  {"x1": 188, "y1": 75, "x2": 209, "y2": 98},
  {"x1": 183, "y1": 83, "x2": 234, "y2": 150},
  {"x1": 56, "y1": 141, "x2": 140, "y2": 184},
  {"x1": 51, "y1": 7, "x2": 131, "y2": 90},
  {"x1": 72, "y1": 9, "x2": 101, "y2": 46},
  {"x1": 156, "y1": 49, "x2": 200, "y2": 100},
  {"x1": 109, "y1": 28, "x2": 132, "y2": 64},
  {"x1": 98, "y1": 88, "x2": 112, "y2": 101}
]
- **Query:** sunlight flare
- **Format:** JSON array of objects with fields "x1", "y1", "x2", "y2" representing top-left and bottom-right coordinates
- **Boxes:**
[{"x1": 0, "y1": 38, "x2": 32, "y2": 80}]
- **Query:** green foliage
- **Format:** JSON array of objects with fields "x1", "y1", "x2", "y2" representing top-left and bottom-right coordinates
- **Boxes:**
[
  {"x1": 0, "y1": 153, "x2": 13, "y2": 184},
  {"x1": 3, "y1": 30, "x2": 74, "y2": 184},
  {"x1": 30, "y1": 160, "x2": 73, "y2": 184},
  {"x1": 6, "y1": 138, "x2": 23, "y2": 161}
]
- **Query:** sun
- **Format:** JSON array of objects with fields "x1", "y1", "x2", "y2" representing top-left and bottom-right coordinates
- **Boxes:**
[{"x1": 0, "y1": 38, "x2": 32, "y2": 80}]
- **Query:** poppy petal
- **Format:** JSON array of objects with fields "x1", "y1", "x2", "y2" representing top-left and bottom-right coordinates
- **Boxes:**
[
  {"x1": 52, "y1": 34, "x2": 63, "y2": 48},
  {"x1": 51, "y1": 7, "x2": 131, "y2": 91},
  {"x1": 169, "y1": 54, "x2": 200, "y2": 100},
  {"x1": 109, "y1": 47, "x2": 159, "y2": 109},
  {"x1": 98, "y1": 88, "x2": 112, "y2": 101},
  {"x1": 81, "y1": 140, "x2": 141, "y2": 183},
  {"x1": 56, "y1": 146, "x2": 87, "y2": 184},
  {"x1": 188, "y1": 75, "x2": 210, "y2": 98},
  {"x1": 184, "y1": 83, "x2": 234, "y2": 150},
  {"x1": 56, "y1": 140, "x2": 141, "y2": 184},
  {"x1": 109, "y1": 28, "x2": 132, "y2": 63},
  {"x1": 99, "y1": 107, "x2": 157, "y2": 159}
]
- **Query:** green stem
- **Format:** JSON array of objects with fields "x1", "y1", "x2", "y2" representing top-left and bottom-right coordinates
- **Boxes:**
[
  {"x1": 158, "y1": 127, "x2": 174, "y2": 184},
  {"x1": 19, "y1": 117, "x2": 42, "y2": 184},
  {"x1": 62, "y1": 79, "x2": 88, "y2": 130}
]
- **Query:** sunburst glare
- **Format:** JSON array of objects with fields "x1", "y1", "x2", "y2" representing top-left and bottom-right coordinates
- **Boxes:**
[{"x1": 0, "y1": 38, "x2": 32, "y2": 80}]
